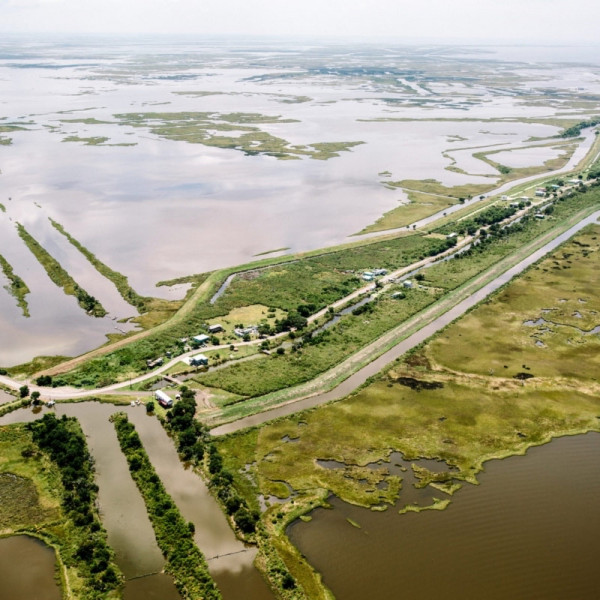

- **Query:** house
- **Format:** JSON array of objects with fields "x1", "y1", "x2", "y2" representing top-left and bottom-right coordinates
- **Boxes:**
[
  {"x1": 403, "y1": 280, "x2": 413, "y2": 289},
  {"x1": 510, "y1": 202, "x2": 520, "y2": 208},
  {"x1": 535, "y1": 189, "x2": 546, "y2": 197},
  {"x1": 188, "y1": 353, "x2": 209, "y2": 367},
  {"x1": 362, "y1": 271, "x2": 374, "y2": 281},
  {"x1": 193, "y1": 334, "x2": 210, "y2": 345},
  {"x1": 208, "y1": 324, "x2": 223, "y2": 334},
  {"x1": 550, "y1": 184, "x2": 560, "y2": 190},
  {"x1": 372, "y1": 268, "x2": 388, "y2": 276},
  {"x1": 155, "y1": 390, "x2": 173, "y2": 408},
  {"x1": 519, "y1": 196, "x2": 530, "y2": 201},
  {"x1": 234, "y1": 326, "x2": 258, "y2": 338}
]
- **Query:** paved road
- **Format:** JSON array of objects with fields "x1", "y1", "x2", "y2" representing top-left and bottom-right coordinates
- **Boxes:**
[{"x1": 212, "y1": 208, "x2": 600, "y2": 435}]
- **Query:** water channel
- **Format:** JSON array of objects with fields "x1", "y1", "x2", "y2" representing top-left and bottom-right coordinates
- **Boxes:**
[
  {"x1": 288, "y1": 432, "x2": 600, "y2": 600},
  {"x1": 213, "y1": 209, "x2": 600, "y2": 435},
  {"x1": 0, "y1": 402, "x2": 272, "y2": 600}
]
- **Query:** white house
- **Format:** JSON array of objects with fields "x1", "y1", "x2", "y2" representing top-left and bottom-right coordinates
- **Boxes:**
[{"x1": 193, "y1": 334, "x2": 210, "y2": 345}]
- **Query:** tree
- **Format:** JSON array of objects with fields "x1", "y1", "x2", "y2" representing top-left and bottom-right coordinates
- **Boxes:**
[
  {"x1": 146, "y1": 401, "x2": 155, "y2": 414},
  {"x1": 19, "y1": 385, "x2": 29, "y2": 398},
  {"x1": 31, "y1": 391, "x2": 41, "y2": 405}
]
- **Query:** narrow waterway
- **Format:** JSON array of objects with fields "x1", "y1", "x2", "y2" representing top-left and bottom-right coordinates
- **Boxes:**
[
  {"x1": 213, "y1": 209, "x2": 600, "y2": 435},
  {"x1": 288, "y1": 432, "x2": 600, "y2": 600},
  {"x1": 0, "y1": 403, "x2": 272, "y2": 600}
]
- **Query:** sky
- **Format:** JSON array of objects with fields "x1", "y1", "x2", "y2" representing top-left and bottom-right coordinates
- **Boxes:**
[{"x1": 1, "y1": 0, "x2": 599, "y2": 44}]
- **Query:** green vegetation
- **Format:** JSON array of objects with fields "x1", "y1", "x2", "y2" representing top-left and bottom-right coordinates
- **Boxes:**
[
  {"x1": 48, "y1": 233, "x2": 445, "y2": 387},
  {"x1": 424, "y1": 184, "x2": 600, "y2": 291},
  {"x1": 0, "y1": 253, "x2": 31, "y2": 317},
  {"x1": 112, "y1": 413, "x2": 221, "y2": 600},
  {"x1": 429, "y1": 224, "x2": 600, "y2": 381},
  {"x1": 197, "y1": 288, "x2": 439, "y2": 398},
  {"x1": 114, "y1": 111, "x2": 363, "y2": 160},
  {"x1": 386, "y1": 178, "x2": 491, "y2": 201},
  {"x1": 50, "y1": 218, "x2": 150, "y2": 313},
  {"x1": 214, "y1": 223, "x2": 600, "y2": 597},
  {"x1": 23, "y1": 414, "x2": 122, "y2": 598},
  {"x1": 62, "y1": 135, "x2": 110, "y2": 145},
  {"x1": 358, "y1": 190, "x2": 457, "y2": 234},
  {"x1": 560, "y1": 117, "x2": 600, "y2": 138},
  {"x1": 16, "y1": 223, "x2": 107, "y2": 317},
  {"x1": 254, "y1": 247, "x2": 291, "y2": 257}
]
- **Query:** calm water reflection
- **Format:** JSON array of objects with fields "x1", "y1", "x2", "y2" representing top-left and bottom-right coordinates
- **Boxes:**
[
  {"x1": 0, "y1": 536, "x2": 62, "y2": 600},
  {"x1": 289, "y1": 433, "x2": 600, "y2": 600}
]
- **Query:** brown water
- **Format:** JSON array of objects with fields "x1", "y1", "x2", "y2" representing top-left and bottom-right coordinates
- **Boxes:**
[
  {"x1": 0, "y1": 402, "x2": 272, "y2": 600},
  {"x1": 289, "y1": 432, "x2": 600, "y2": 600},
  {"x1": 0, "y1": 536, "x2": 62, "y2": 600}
]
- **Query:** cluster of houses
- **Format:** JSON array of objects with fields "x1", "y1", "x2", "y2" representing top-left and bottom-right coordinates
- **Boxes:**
[{"x1": 362, "y1": 268, "x2": 388, "y2": 282}]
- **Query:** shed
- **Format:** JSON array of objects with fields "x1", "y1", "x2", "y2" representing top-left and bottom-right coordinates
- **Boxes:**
[
  {"x1": 208, "y1": 324, "x2": 223, "y2": 334},
  {"x1": 403, "y1": 280, "x2": 413, "y2": 289}
]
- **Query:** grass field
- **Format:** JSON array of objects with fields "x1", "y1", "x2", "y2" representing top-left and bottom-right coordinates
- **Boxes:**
[
  {"x1": 46, "y1": 232, "x2": 443, "y2": 387},
  {"x1": 197, "y1": 287, "x2": 439, "y2": 398}
]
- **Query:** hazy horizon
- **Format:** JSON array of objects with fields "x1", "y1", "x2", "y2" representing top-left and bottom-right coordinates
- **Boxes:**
[{"x1": 1, "y1": 0, "x2": 599, "y2": 45}]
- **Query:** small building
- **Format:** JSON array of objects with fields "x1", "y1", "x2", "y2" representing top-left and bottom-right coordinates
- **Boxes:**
[
  {"x1": 535, "y1": 189, "x2": 546, "y2": 197},
  {"x1": 189, "y1": 353, "x2": 209, "y2": 367},
  {"x1": 501, "y1": 195, "x2": 509, "y2": 201},
  {"x1": 446, "y1": 232, "x2": 458, "y2": 240},
  {"x1": 568, "y1": 178, "x2": 580, "y2": 185},
  {"x1": 403, "y1": 280, "x2": 413, "y2": 289},
  {"x1": 193, "y1": 334, "x2": 210, "y2": 345},
  {"x1": 155, "y1": 390, "x2": 173, "y2": 408},
  {"x1": 550, "y1": 184, "x2": 560, "y2": 190},
  {"x1": 510, "y1": 202, "x2": 520, "y2": 208},
  {"x1": 372, "y1": 268, "x2": 388, "y2": 276},
  {"x1": 146, "y1": 357, "x2": 163, "y2": 369},
  {"x1": 362, "y1": 271, "x2": 374, "y2": 281},
  {"x1": 234, "y1": 326, "x2": 258, "y2": 338},
  {"x1": 519, "y1": 196, "x2": 530, "y2": 201},
  {"x1": 391, "y1": 291, "x2": 405, "y2": 299},
  {"x1": 535, "y1": 213, "x2": 545, "y2": 219},
  {"x1": 208, "y1": 324, "x2": 223, "y2": 334}
]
